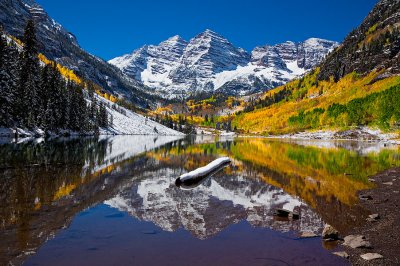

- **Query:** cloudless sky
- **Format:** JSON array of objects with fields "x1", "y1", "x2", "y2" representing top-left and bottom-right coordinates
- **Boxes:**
[{"x1": 36, "y1": 0, "x2": 377, "y2": 61}]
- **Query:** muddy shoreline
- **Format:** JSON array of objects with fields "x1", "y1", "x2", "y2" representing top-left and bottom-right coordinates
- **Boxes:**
[{"x1": 338, "y1": 167, "x2": 400, "y2": 265}]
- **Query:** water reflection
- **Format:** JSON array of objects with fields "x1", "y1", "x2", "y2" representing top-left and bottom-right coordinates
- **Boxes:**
[{"x1": 0, "y1": 136, "x2": 399, "y2": 265}]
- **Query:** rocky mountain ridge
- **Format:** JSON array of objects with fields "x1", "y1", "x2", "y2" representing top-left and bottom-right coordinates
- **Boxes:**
[
  {"x1": 110, "y1": 30, "x2": 338, "y2": 98},
  {"x1": 318, "y1": 0, "x2": 400, "y2": 81}
]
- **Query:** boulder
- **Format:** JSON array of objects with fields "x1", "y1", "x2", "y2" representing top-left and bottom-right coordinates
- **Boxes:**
[
  {"x1": 289, "y1": 212, "x2": 300, "y2": 220},
  {"x1": 343, "y1": 235, "x2": 372, "y2": 249},
  {"x1": 322, "y1": 224, "x2": 339, "y2": 240},
  {"x1": 360, "y1": 253, "x2": 383, "y2": 260},
  {"x1": 274, "y1": 208, "x2": 291, "y2": 217}
]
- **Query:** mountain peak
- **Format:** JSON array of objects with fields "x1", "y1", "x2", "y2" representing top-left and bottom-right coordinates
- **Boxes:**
[
  {"x1": 166, "y1": 35, "x2": 186, "y2": 43},
  {"x1": 160, "y1": 35, "x2": 188, "y2": 47},
  {"x1": 198, "y1": 29, "x2": 226, "y2": 40}
]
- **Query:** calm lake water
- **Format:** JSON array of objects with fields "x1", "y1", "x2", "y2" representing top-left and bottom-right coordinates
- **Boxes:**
[{"x1": 1, "y1": 135, "x2": 399, "y2": 266}]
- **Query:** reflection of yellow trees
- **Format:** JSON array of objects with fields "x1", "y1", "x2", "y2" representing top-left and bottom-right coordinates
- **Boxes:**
[
  {"x1": 230, "y1": 139, "x2": 400, "y2": 207},
  {"x1": 53, "y1": 184, "x2": 76, "y2": 201}
]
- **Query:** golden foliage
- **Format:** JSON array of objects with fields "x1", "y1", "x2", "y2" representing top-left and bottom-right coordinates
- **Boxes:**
[{"x1": 235, "y1": 69, "x2": 400, "y2": 134}]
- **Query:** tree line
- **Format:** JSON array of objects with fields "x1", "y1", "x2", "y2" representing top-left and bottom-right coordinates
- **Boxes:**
[
  {"x1": 0, "y1": 20, "x2": 108, "y2": 134},
  {"x1": 288, "y1": 84, "x2": 400, "y2": 130}
]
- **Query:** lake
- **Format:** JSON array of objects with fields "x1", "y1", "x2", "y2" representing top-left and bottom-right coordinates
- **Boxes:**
[{"x1": 1, "y1": 135, "x2": 399, "y2": 265}]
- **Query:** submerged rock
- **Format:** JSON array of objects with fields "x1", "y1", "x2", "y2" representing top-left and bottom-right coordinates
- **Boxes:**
[
  {"x1": 300, "y1": 231, "x2": 318, "y2": 238},
  {"x1": 333, "y1": 251, "x2": 349, "y2": 259}
]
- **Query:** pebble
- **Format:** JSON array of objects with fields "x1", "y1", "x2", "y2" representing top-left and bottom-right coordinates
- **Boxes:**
[
  {"x1": 359, "y1": 194, "x2": 373, "y2": 200},
  {"x1": 383, "y1": 182, "x2": 393, "y2": 185},
  {"x1": 360, "y1": 253, "x2": 383, "y2": 260},
  {"x1": 369, "y1": 213, "x2": 379, "y2": 219}
]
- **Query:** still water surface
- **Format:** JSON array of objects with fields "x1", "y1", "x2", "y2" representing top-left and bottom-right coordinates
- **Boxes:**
[{"x1": 1, "y1": 136, "x2": 399, "y2": 265}]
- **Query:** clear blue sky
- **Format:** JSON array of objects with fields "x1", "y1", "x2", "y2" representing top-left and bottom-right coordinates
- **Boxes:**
[{"x1": 36, "y1": 0, "x2": 377, "y2": 61}]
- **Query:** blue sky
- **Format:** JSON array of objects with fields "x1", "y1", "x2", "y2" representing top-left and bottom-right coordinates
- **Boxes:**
[{"x1": 36, "y1": 0, "x2": 377, "y2": 61}]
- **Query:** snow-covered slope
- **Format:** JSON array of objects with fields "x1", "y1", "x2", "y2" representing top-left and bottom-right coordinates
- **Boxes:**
[
  {"x1": 96, "y1": 94, "x2": 183, "y2": 135},
  {"x1": 109, "y1": 30, "x2": 338, "y2": 98}
]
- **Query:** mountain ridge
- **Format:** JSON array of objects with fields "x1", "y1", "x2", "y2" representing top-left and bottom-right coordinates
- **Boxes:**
[{"x1": 109, "y1": 30, "x2": 338, "y2": 98}]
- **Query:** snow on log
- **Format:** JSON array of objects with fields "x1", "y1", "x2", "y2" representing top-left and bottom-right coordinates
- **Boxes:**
[{"x1": 177, "y1": 157, "x2": 231, "y2": 183}]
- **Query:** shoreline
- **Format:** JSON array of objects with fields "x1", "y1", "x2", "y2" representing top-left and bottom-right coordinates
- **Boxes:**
[
  {"x1": 333, "y1": 168, "x2": 400, "y2": 265},
  {"x1": 267, "y1": 127, "x2": 399, "y2": 145}
]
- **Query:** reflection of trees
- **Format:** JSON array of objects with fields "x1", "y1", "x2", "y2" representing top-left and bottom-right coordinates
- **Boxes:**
[
  {"x1": 0, "y1": 137, "x2": 173, "y2": 266},
  {"x1": 149, "y1": 138, "x2": 400, "y2": 234}
]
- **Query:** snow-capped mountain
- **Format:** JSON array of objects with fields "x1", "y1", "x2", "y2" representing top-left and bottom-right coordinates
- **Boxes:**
[{"x1": 109, "y1": 30, "x2": 338, "y2": 98}]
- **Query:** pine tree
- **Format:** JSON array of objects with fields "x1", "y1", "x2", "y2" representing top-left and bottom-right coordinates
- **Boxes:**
[
  {"x1": 0, "y1": 29, "x2": 19, "y2": 127},
  {"x1": 17, "y1": 20, "x2": 40, "y2": 128}
]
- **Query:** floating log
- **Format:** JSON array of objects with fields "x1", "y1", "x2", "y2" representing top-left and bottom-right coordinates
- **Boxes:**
[{"x1": 175, "y1": 157, "x2": 231, "y2": 187}]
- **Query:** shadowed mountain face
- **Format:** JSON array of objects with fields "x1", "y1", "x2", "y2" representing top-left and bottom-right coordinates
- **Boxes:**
[
  {"x1": 1, "y1": 136, "x2": 399, "y2": 265},
  {"x1": 318, "y1": 0, "x2": 400, "y2": 81},
  {"x1": 0, "y1": 0, "x2": 156, "y2": 106}
]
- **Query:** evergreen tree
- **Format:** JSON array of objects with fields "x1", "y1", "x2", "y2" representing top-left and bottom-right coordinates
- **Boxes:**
[
  {"x1": 17, "y1": 20, "x2": 40, "y2": 127},
  {"x1": 0, "y1": 28, "x2": 19, "y2": 127}
]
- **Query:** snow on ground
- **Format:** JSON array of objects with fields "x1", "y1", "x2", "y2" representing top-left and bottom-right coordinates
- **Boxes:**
[
  {"x1": 271, "y1": 127, "x2": 399, "y2": 145},
  {"x1": 195, "y1": 127, "x2": 237, "y2": 137},
  {"x1": 96, "y1": 95, "x2": 183, "y2": 136},
  {"x1": 0, "y1": 95, "x2": 183, "y2": 138}
]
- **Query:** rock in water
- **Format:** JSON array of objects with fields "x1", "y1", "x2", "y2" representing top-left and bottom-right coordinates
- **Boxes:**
[
  {"x1": 300, "y1": 231, "x2": 318, "y2": 238},
  {"x1": 322, "y1": 224, "x2": 339, "y2": 240},
  {"x1": 333, "y1": 251, "x2": 349, "y2": 259},
  {"x1": 360, "y1": 253, "x2": 383, "y2": 260},
  {"x1": 343, "y1": 235, "x2": 372, "y2": 249}
]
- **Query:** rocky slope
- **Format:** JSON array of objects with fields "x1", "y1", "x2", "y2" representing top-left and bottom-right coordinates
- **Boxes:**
[
  {"x1": 110, "y1": 30, "x2": 338, "y2": 98},
  {"x1": 318, "y1": 0, "x2": 400, "y2": 81},
  {"x1": 0, "y1": 0, "x2": 156, "y2": 107}
]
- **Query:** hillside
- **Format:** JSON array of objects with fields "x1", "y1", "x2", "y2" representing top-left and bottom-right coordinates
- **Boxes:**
[
  {"x1": 234, "y1": 0, "x2": 400, "y2": 135},
  {"x1": 0, "y1": 0, "x2": 159, "y2": 107},
  {"x1": 0, "y1": 25, "x2": 182, "y2": 137},
  {"x1": 318, "y1": 0, "x2": 400, "y2": 81}
]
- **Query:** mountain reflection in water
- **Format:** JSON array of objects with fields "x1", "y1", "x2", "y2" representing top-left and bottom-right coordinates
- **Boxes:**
[{"x1": 0, "y1": 135, "x2": 399, "y2": 265}]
